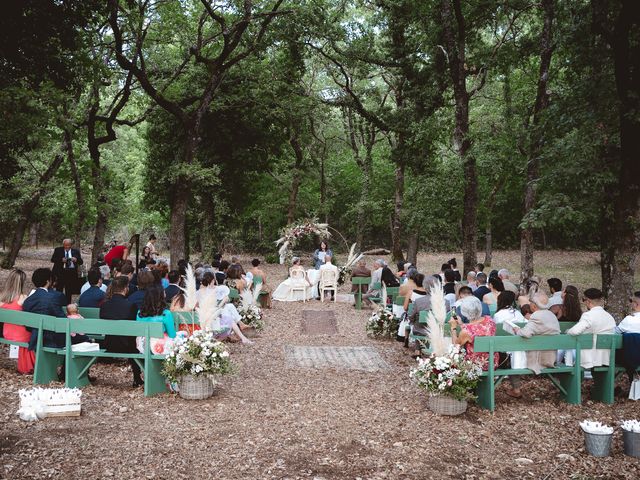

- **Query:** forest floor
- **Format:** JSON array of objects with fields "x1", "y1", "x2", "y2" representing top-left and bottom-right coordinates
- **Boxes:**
[{"x1": 0, "y1": 248, "x2": 639, "y2": 479}]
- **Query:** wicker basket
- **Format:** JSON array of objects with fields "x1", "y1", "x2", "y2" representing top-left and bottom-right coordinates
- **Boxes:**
[
  {"x1": 428, "y1": 394, "x2": 468, "y2": 416},
  {"x1": 178, "y1": 375, "x2": 214, "y2": 400}
]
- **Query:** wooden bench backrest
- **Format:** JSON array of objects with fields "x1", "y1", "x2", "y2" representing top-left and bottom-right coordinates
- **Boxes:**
[
  {"x1": 474, "y1": 333, "x2": 621, "y2": 353},
  {"x1": 79, "y1": 307, "x2": 100, "y2": 319},
  {"x1": 351, "y1": 277, "x2": 371, "y2": 285},
  {"x1": 67, "y1": 318, "x2": 165, "y2": 338},
  {"x1": 171, "y1": 311, "x2": 200, "y2": 326},
  {"x1": 0, "y1": 309, "x2": 51, "y2": 330}
]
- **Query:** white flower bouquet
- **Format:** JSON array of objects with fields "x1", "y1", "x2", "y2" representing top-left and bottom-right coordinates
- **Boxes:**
[
  {"x1": 239, "y1": 305, "x2": 265, "y2": 331},
  {"x1": 410, "y1": 344, "x2": 483, "y2": 401},
  {"x1": 365, "y1": 308, "x2": 399, "y2": 338},
  {"x1": 162, "y1": 330, "x2": 232, "y2": 384}
]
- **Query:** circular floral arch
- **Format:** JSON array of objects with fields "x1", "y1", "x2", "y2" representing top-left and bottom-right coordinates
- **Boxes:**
[{"x1": 274, "y1": 219, "x2": 331, "y2": 264}]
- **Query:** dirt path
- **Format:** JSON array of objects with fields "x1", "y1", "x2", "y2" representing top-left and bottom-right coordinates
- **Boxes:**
[{"x1": 1, "y1": 250, "x2": 639, "y2": 479}]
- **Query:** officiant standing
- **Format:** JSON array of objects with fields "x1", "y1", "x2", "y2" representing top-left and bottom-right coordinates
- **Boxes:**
[
  {"x1": 51, "y1": 238, "x2": 83, "y2": 304},
  {"x1": 313, "y1": 241, "x2": 333, "y2": 270}
]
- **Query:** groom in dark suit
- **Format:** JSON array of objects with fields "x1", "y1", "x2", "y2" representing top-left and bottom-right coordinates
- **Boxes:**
[{"x1": 51, "y1": 238, "x2": 83, "y2": 304}]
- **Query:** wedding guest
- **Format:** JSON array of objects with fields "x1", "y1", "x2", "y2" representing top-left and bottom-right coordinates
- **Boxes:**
[
  {"x1": 155, "y1": 262, "x2": 170, "y2": 289},
  {"x1": 482, "y1": 277, "x2": 504, "y2": 317},
  {"x1": 137, "y1": 285, "x2": 176, "y2": 339},
  {"x1": 403, "y1": 273, "x2": 426, "y2": 312},
  {"x1": 0, "y1": 269, "x2": 34, "y2": 374},
  {"x1": 350, "y1": 258, "x2": 371, "y2": 294},
  {"x1": 104, "y1": 242, "x2": 130, "y2": 268},
  {"x1": 498, "y1": 269, "x2": 519, "y2": 296},
  {"x1": 22, "y1": 268, "x2": 66, "y2": 348},
  {"x1": 128, "y1": 271, "x2": 155, "y2": 311},
  {"x1": 216, "y1": 260, "x2": 230, "y2": 285},
  {"x1": 319, "y1": 255, "x2": 340, "y2": 301},
  {"x1": 448, "y1": 258, "x2": 462, "y2": 282},
  {"x1": 449, "y1": 296, "x2": 498, "y2": 370},
  {"x1": 466, "y1": 271, "x2": 478, "y2": 291},
  {"x1": 313, "y1": 241, "x2": 333, "y2": 270},
  {"x1": 225, "y1": 264, "x2": 247, "y2": 293},
  {"x1": 438, "y1": 263, "x2": 450, "y2": 282},
  {"x1": 165, "y1": 270, "x2": 182, "y2": 303},
  {"x1": 146, "y1": 234, "x2": 158, "y2": 260},
  {"x1": 473, "y1": 272, "x2": 490, "y2": 301},
  {"x1": 230, "y1": 256, "x2": 245, "y2": 275},
  {"x1": 398, "y1": 269, "x2": 418, "y2": 298},
  {"x1": 141, "y1": 245, "x2": 155, "y2": 264},
  {"x1": 407, "y1": 275, "x2": 438, "y2": 354},
  {"x1": 100, "y1": 276, "x2": 143, "y2": 387},
  {"x1": 475, "y1": 263, "x2": 485, "y2": 273},
  {"x1": 616, "y1": 291, "x2": 640, "y2": 334},
  {"x1": 362, "y1": 259, "x2": 384, "y2": 307},
  {"x1": 557, "y1": 285, "x2": 582, "y2": 323},
  {"x1": 567, "y1": 288, "x2": 616, "y2": 369},
  {"x1": 78, "y1": 269, "x2": 106, "y2": 308},
  {"x1": 50, "y1": 238, "x2": 83, "y2": 304},
  {"x1": 443, "y1": 269, "x2": 456, "y2": 295},
  {"x1": 381, "y1": 263, "x2": 400, "y2": 287},
  {"x1": 493, "y1": 291, "x2": 525, "y2": 327},
  {"x1": 546, "y1": 278, "x2": 563, "y2": 313},
  {"x1": 509, "y1": 292, "x2": 561, "y2": 398}
]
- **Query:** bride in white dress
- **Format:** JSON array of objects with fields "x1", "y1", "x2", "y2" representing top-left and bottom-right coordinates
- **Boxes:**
[{"x1": 272, "y1": 257, "x2": 312, "y2": 302}]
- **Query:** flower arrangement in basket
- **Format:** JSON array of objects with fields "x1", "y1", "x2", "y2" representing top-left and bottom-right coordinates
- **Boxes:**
[
  {"x1": 163, "y1": 330, "x2": 233, "y2": 399},
  {"x1": 275, "y1": 218, "x2": 331, "y2": 264},
  {"x1": 408, "y1": 281, "x2": 482, "y2": 414},
  {"x1": 365, "y1": 284, "x2": 398, "y2": 338},
  {"x1": 410, "y1": 344, "x2": 483, "y2": 402},
  {"x1": 238, "y1": 284, "x2": 265, "y2": 331}
]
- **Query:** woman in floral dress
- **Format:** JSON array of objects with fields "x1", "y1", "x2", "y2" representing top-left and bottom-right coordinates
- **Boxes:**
[{"x1": 449, "y1": 295, "x2": 498, "y2": 370}]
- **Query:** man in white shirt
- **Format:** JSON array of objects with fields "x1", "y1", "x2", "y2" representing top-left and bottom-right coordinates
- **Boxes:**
[
  {"x1": 616, "y1": 291, "x2": 640, "y2": 334},
  {"x1": 567, "y1": 288, "x2": 616, "y2": 368},
  {"x1": 80, "y1": 268, "x2": 108, "y2": 295},
  {"x1": 318, "y1": 255, "x2": 339, "y2": 300},
  {"x1": 498, "y1": 269, "x2": 519, "y2": 296}
]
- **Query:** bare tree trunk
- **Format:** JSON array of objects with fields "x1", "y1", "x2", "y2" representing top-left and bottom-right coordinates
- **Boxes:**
[
  {"x1": 29, "y1": 223, "x2": 38, "y2": 248},
  {"x1": 484, "y1": 224, "x2": 493, "y2": 267},
  {"x1": 407, "y1": 233, "x2": 419, "y2": 265},
  {"x1": 2, "y1": 151, "x2": 66, "y2": 269},
  {"x1": 599, "y1": 0, "x2": 640, "y2": 318},
  {"x1": 520, "y1": 0, "x2": 555, "y2": 281},
  {"x1": 391, "y1": 160, "x2": 405, "y2": 261},
  {"x1": 357, "y1": 152, "x2": 372, "y2": 249},
  {"x1": 441, "y1": 0, "x2": 477, "y2": 275},
  {"x1": 65, "y1": 129, "x2": 85, "y2": 248}
]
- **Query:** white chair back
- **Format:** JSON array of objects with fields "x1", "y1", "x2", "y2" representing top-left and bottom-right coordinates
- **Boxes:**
[
  {"x1": 290, "y1": 268, "x2": 306, "y2": 280},
  {"x1": 319, "y1": 268, "x2": 338, "y2": 288}
]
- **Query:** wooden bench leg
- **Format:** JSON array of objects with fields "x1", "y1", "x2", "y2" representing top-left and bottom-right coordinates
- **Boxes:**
[
  {"x1": 557, "y1": 371, "x2": 581, "y2": 405},
  {"x1": 591, "y1": 368, "x2": 615, "y2": 404},
  {"x1": 144, "y1": 359, "x2": 168, "y2": 397},
  {"x1": 33, "y1": 350, "x2": 63, "y2": 385},
  {"x1": 476, "y1": 376, "x2": 495, "y2": 411},
  {"x1": 65, "y1": 355, "x2": 93, "y2": 389}
]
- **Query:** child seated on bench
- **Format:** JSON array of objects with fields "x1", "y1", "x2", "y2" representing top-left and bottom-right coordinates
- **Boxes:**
[{"x1": 66, "y1": 303, "x2": 84, "y2": 337}]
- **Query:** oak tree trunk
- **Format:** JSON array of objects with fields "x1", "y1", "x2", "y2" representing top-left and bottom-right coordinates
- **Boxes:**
[
  {"x1": 65, "y1": 129, "x2": 85, "y2": 248},
  {"x1": 520, "y1": 0, "x2": 555, "y2": 281},
  {"x1": 287, "y1": 134, "x2": 304, "y2": 225},
  {"x1": 604, "y1": 0, "x2": 640, "y2": 318},
  {"x1": 391, "y1": 160, "x2": 405, "y2": 262},
  {"x1": 407, "y1": 233, "x2": 419, "y2": 266}
]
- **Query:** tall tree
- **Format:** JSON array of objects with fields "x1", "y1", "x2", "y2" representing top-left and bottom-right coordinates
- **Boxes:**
[
  {"x1": 108, "y1": 0, "x2": 284, "y2": 268},
  {"x1": 519, "y1": 0, "x2": 555, "y2": 281}
]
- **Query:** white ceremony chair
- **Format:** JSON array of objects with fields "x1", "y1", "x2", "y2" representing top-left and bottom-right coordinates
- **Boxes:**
[
  {"x1": 290, "y1": 268, "x2": 307, "y2": 302},
  {"x1": 319, "y1": 269, "x2": 338, "y2": 302}
]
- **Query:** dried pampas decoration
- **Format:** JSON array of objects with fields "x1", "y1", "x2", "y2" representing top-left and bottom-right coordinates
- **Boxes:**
[
  {"x1": 182, "y1": 264, "x2": 198, "y2": 311},
  {"x1": 197, "y1": 292, "x2": 223, "y2": 332},
  {"x1": 426, "y1": 280, "x2": 447, "y2": 356}
]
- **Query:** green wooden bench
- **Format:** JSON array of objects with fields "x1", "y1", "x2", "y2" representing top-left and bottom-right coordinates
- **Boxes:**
[
  {"x1": 79, "y1": 307, "x2": 100, "y2": 319},
  {"x1": 64, "y1": 318, "x2": 167, "y2": 397},
  {"x1": 252, "y1": 276, "x2": 270, "y2": 308},
  {"x1": 171, "y1": 310, "x2": 200, "y2": 331},
  {"x1": 229, "y1": 288, "x2": 240, "y2": 300},
  {"x1": 385, "y1": 286, "x2": 400, "y2": 309},
  {"x1": 0, "y1": 309, "x2": 63, "y2": 384},
  {"x1": 352, "y1": 276, "x2": 371, "y2": 310},
  {"x1": 473, "y1": 333, "x2": 621, "y2": 411}
]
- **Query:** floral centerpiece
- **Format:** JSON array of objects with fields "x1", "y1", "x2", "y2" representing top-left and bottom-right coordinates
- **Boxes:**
[
  {"x1": 408, "y1": 280, "x2": 482, "y2": 415},
  {"x1": 410, "y1": 344, "x2": 483, "y2": 403},
  {"x1": 238, "y1": 285, "x2": 265, "y2": 331},
  {"x1": 275, "y1": 218, "x2": 331, "y2": 264},
  {"x1": 365, "y1": 309, "x2": 399, "y2": 338},
  {"x1": 163, "y1": 330, "x2": 232, "y2": 400}
]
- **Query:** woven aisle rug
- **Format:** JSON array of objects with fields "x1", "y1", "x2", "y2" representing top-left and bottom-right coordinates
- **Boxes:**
[
  {"x1": 301, "y1": 310, "x2": 338, "y2": 335},
  {"x1": 284, "y1": 345, "x2": 388, "y2": 372}
]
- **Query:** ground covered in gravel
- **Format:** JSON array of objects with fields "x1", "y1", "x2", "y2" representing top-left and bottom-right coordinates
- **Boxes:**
[{"x1": 1, "y1": 249, "x2": 639, "y2": 479}]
